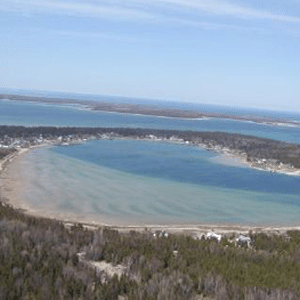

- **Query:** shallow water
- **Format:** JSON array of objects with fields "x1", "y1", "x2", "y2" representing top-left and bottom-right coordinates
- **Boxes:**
[{"x1": 16, "y1": 141, "x2": 300, "y2": 226}]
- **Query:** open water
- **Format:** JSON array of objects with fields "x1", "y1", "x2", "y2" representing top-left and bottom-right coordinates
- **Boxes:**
[{"x1": 1, "y1": 91, "x2": 300, "y2": 226}]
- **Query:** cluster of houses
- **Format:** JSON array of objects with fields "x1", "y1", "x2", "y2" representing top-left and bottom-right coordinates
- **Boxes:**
[
  {"x1": 203, "y1": 232, "x2": 251, "y2": 247},
  {"x1": 248, "y1": 157, "x2": 295, "y2": 172},
  {"x1": 0, "y1": 137, "x2": 30, "y2": 148},
  {"x1": 0, "y1": 134, "x2": 95, "y2": 150},
  {"x1": 153, "y1": 231, "x2": 169, "y2": 238},
  {"x1": 146, "y1": 134, "x2": 194, "y2": 145},
  {"x1": 0, "y1": 135, "x2": 49, "y2": 149},
  {"x1": 152, "y1": 230, "x2": 252, "y2": 247}
]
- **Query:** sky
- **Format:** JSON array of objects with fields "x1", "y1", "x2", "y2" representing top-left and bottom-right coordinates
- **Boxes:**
[{"x1": 0, "y1": 0, "x2": 300, "y2": 111}]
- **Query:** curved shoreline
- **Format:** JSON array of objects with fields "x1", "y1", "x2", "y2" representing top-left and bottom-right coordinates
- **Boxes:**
[
  {"x1": 1, "y1": 144, "x2": 300, "y2": 238},
  {"x1": 0, "y1": 125, "x2": 300, "y2": 176}
]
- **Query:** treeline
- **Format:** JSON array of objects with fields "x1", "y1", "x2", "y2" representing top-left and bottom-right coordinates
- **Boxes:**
[
  {"x1": 0, "y1": 125, "x2": 300, "y2": 168},
  {"x1": 0, "y1": 200, "x2": 300, "y2": 299}
]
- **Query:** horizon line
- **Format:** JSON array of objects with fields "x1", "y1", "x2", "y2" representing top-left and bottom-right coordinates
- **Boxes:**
[{"x1": 0, "y1": 86, "x2": 299, "y2": 115}]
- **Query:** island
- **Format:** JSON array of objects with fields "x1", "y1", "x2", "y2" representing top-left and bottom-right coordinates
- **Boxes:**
[{"x1": 1, "y1": 93, "x2": 300, "y2": 127}]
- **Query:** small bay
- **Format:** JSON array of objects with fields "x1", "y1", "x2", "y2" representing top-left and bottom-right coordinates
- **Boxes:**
[
  {"x1": 16, "y1": 140, "x2": 300, "y2": 226},
  {"x1": 1, "y1": 96, "x2": 300, "y2": 226}
]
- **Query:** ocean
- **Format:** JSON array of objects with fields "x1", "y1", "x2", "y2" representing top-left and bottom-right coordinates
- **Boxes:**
[{"x1": 1, "y1": 91, "x2": 300, "y2": 226}]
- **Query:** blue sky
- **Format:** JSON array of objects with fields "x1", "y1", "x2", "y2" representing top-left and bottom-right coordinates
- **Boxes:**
[{"x1": 1, "y1": 0, "x2": 300, "y2": 111}]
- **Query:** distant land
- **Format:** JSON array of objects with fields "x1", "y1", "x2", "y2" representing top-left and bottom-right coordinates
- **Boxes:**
[{"x1": 1, "y1": 93, "x2": 300, "y2": 127}]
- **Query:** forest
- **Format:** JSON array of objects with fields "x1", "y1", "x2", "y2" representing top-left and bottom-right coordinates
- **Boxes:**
[{"x1": 0, "y1": 199, "x2": 299, "y2": 299}]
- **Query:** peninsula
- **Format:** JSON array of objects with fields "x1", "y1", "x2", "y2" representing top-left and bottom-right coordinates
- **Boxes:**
[{"x1": 1, "y1": 93, "x2": 300, "y2": 127}]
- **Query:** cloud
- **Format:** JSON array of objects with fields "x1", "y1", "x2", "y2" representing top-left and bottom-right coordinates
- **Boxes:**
[
  {"x1": 165, "y1": 17, "x2": 273, "y2": 34},
  {"x1": 88, "y1": 0, "x2": 300, "y2": 23},
  {"x1": 1, "y1": 0, "x2": 300, "y2": 25},
  {"x1": 0, "y1": 0, "x2": 156, "y2": 21},
  {"x1": 137, "y1": 0, "x2": 300, "y2": 23},
  {"x1": 31, "y1": 28, "x2": 155, "y2": 43}
]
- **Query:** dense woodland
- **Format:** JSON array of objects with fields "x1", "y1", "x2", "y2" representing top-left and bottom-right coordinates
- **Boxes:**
[
  {"x1": 0, "y1": 125, "x2": 300, "y2": 168},
  {"x1": 0, "y1": 199, "x2": 300, "y2": 300}
]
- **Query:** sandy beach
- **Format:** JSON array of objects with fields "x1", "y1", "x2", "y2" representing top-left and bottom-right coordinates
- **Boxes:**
[
  {"x1": 1, "y1": 145, "x2": 300, "y2": 238},
  {"x1": 0, "y1": 146, "x2": 109, "y2": 225},
  {"x1": 211, "y1": 150, "x2": 300, "y2": 177}
]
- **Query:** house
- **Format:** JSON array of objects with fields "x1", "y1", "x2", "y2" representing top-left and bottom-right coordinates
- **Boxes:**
[
  {"x1": 236, "y1": 235, "x2": 251, "y2": 247},
  {"x1": 206, "y1": 232, "x2": 222, "y2": 242}
]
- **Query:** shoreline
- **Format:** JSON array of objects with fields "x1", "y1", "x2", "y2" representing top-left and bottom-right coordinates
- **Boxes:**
[
  {"x1": 213, "y1": 150, "x2": 300, "y2": 177},
  {"x1": 1, "y1": 143, "x2": 300, "y2": 238},
  {"x1": 2, "y1": 94, "x2": 300, "y2": 129},
  {"x1": 1, "y1": 123, "x2": 299, "y2": 177}
]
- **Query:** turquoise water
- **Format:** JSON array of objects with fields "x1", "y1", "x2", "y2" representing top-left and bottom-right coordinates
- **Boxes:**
[
  {"x1": 18, "y1": 140, "x2": 300, "y2": 226},
  {"x1": 1, "y1": 93, "x2": 300, "y2": 226},
  {"x1": 53, "y1": 140, "x2": 300, "y2": 196}
]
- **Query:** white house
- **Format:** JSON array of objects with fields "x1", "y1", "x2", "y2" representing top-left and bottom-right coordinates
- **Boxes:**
[{"x1": 206, "y1": 232, "x2": 222, "y2": 242}]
